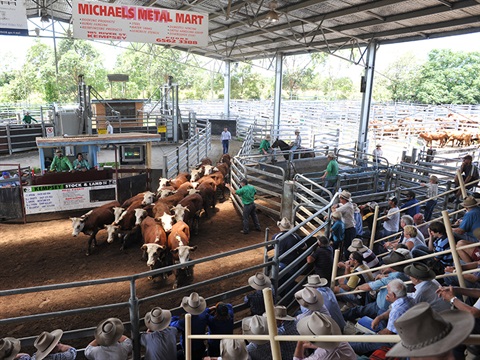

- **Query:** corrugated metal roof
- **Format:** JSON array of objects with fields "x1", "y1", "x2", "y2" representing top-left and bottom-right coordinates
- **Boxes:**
[{"x1": 27, "y1": 0, "x2": 480, "y2": 62}]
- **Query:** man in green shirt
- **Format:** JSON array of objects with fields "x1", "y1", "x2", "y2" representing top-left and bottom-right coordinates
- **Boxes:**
[
  {"x1": 226, "y1": 179, "x2": 261, "y2": 234},
  {"x1": 73, "y1": 152, "x2": 91, "y2": 171},
  {"x1": 22, "y1": 112, "x2": 38, "y2": 127},
  {"x1": 321, "y1": 151, "x2": 338, "y2": 189},
  {"x1": 259, "y1": 134, "x2": 274, "y2": 164},
  {"x1": 50, "y1": 149, "x2": 74, "y2": 172}
]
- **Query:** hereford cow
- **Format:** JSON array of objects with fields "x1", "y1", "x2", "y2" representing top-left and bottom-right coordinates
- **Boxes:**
[
  {"x1": 158, "y1": 187, "x2": 189, "y2": 208},
  {"x1": 140, "y1": 216, "x2": 168, "y2": 280},
  {"x1": 190, "y1": 167, "x2": 205, "y2": 182},
  {"x1": 70, "y1": 201, "x2": 120, "y2": 256},
  {"x1": 121, "y1": 191, "x2": 156, "y2": 208},
  {"x1": 197, "y1": 182, "x2": 216, "y2": 216},
  {"x1": 219, "y1": 153, "x2": 231, "y2": 167},
  {"x1": 167, "y1": 221, "x2": 196, "y2": 289},
  {"x1": 170, "y1": 172, "x2": 190, "y2": 190},
  {"x1": 172, "y1": 193, "x2": 203, "y2": 234},
  {"x1": 152, "y1": 200, "x2": 175, "y2": 232}
]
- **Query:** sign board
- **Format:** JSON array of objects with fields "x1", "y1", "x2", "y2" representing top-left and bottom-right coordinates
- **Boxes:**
[
  {"x1": 157, "y1": 125, "x2": 167, "y2": 133},
  {"x1": 23, "y1": 179, "x2": 116, "y2": 215},
  {"x1": 72, "y1": 0, "x2": 208, "y2": 46},
  {"x1": 0, "y1": 0, "x2": 28, "y2": 36},
  {"x1": 45, "y1": 127, "x2": 55, "y2": 138},
  {"x1": 97, "y1": 129, "x2": 107, "y2": 134}
]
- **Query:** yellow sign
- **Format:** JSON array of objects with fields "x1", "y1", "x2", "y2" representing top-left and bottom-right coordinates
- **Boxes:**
[
  {"x1": 98, "y1": 129, "x2": 107, "y2": 134},
  {"x1": 157, "y1": 126, "x2": 167, "y2": 133}
]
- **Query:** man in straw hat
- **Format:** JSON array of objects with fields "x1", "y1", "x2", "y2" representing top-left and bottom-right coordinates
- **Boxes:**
[
  {"x1": 171, "y1": 292, "x2": 209, "y2": 360},
  {"x1": 332, "y1": 190, "x2": 356, "y2": 260},
  {"x1": 404, "y1": 263, "x2": 450, "y2": 312},
  {"x1": 386, "y1": 302, "x2": 475, "y2": 360},
  {"x1": 33, "y1": 329, "x2": 76, "y2": 360},
  {"x1": 0, "y1": 337, "x2": 23, "y2": 360},
  {"x1": 373, "y1": 144, "x2": 383, "y2": 165},
  {"x1": 294, "y1": 312, "x2": 356, "y2": 359},
  {"x1": 242, "y1": 315, "x2": 271, "y2": 359},
  {"x1": 258, "y1": 134, "x2": 274, "y2": 165},
  {"x1": 452, "y1": 195, "x2": 480, "y2": 242},
  {"x1": 348, "y1": 238, "x2": 379, "y2": 268},
  {"x1": 244, "y1": 272, "x2": 273, "y2": 316},
  {"x1": 203, "y1": 339, "x2": 248, "y2": 360},
  {"x1": 343, "y1": 249, "x2": 410, "y2": 324},
  {"x1": 320, "y1": 151, "x2": 338, "y2": 190},
  {"x1": 85, "y1": 318, "x2": 131, "y2": 360},
  {"x1": 141, "y1": 307, "x2": 177, "y2": 360},
  {"x1": 294, "y1": 287, "x2": 330, "y2": 322},
  {"x1": 303, "y1": 275, "x2": 346, "y2": 331},
  {"x1": 270, "y1": 217, "x2": 304, "y2": 272}
]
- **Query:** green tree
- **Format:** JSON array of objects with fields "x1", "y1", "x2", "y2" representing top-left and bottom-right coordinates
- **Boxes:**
[
  {"x1": 282, "y1": 54, "x2": 326, "y2": 99},
  {"x1": 413, "y1": 49, "x2": 480, "y2": 104},
  {"x1": 230, "y1": 63, "x2": 265, "y2": 100}
]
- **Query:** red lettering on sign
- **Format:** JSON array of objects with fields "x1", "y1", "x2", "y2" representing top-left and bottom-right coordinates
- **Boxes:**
[{"x1": 176, "y1": 13, "x2": 204, "y2": 24}]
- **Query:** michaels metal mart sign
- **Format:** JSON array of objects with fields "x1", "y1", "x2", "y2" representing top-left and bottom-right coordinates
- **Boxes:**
[{"x1": 72, "y1": 0, "x2": 208, "y2": 46}]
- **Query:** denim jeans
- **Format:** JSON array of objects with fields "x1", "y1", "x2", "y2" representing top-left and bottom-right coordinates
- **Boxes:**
[{"x1": 243, "y1": 203, "x2": 260, "y2": 233}]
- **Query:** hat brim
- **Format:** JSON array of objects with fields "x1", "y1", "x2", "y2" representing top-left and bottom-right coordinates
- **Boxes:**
[
  {"x1": 95, "y1": 318, "x2": 124, "y2": 346},
  {"x1": 347, "y1": 245, "x2": 368, "y2": 253},
  {"x1": 35, "y1": 329, "x2": 63, "y2": 360},
  {"x1": 181, "y1": 297, "x2": 207, "y2": 315},
  {"x1": 294, "y1": 293, "x2": 324, "y2": 310},
  {"x1": 263, "y1": 311, "x2": 296, "y2": 321},
  {"x1": 404, "y1": 265, "x2": 436, "y2": 281},
  {"x1": 248, "y1": 275, "x2": 271, "y2": 290},
  {"x1": 3, "y1": 338, "x2": 21, "y2": 360},
  {"x1": 387, "y1": 310, "x2": 474, "y2": 357},
  {"x1": 296, "y1": 314, "x2": 341, "y2": 349},
  {"x1": 303, "y1": 279, "x2": 328, "y2": 288},
  {"x1": 144, "y1": 309, "x2": 172, "y2": 331}
]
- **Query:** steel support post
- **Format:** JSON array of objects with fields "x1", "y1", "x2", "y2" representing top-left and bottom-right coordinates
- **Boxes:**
[
  {"x1": 281, "y1": 180, "x2": 295, "y2": 222},
  {"x1": 357, "y1": 41, "x2": 377, "y2": 155},
  {"x1": 129, "y1": 280, "x2": 140, "y2": 360},
  {"x1": 224, "y1": 60, "x2": 231, "y2": 118},
  {"x1": 273, "y1": 53, "x2": 283, "y2": 137}
]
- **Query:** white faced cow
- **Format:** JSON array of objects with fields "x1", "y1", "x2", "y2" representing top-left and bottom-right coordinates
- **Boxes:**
[
  {"x1": 141, "y1": 191, "x2": 157, "y2": 206},
  {"x1": 140, "y1": 216, "x2": 168, "y2": 280}
]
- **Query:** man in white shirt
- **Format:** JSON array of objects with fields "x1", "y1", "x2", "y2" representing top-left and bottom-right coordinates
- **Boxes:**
[{"x1": 221, "y1": 127, "x2": 232, "y2": 154}]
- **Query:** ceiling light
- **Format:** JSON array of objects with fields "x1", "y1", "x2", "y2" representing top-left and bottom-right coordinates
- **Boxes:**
[
  {"x1": 266, "y1": 1, "x2": 279, "y2": 23},
  {"x1": 266, "y1": 9, "x2": 279, "y2": 22}
]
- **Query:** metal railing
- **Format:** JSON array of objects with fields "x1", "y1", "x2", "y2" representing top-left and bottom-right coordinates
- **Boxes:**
[{"x1": 163, "y1": 122, "x2": 211, "y2": 178}]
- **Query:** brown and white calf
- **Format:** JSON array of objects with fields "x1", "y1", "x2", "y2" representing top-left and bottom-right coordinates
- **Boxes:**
[{"x1": 140, "y1": 216, "x2": 168, "y2": 280}]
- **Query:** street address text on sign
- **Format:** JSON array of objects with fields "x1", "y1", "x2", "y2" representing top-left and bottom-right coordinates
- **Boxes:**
[{"x1": 72, "y1": 0, "x2": 208, "y2": 46}]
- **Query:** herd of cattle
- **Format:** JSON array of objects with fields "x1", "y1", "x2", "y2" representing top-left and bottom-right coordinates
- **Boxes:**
[
  {"x1": 369, "y1": 113, "x2": 480, "y2": 147},
  {"x1": 70, "y1": 154, "x2": 232, "y2": 288}
]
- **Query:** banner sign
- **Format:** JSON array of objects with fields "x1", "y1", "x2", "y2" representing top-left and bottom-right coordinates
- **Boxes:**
[
  {"x1": 23, "y1": 179, "x2": 116, "y2": 215},
  {"x1": 72, "y1": 0, "x2": 208, "y2": 46},
  {"x1": 0, "y1": 0, "x2": 29, "y2": 36}
]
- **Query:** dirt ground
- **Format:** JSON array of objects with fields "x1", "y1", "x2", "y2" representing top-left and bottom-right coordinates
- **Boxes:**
[{"x1": 0, "y1": 197, "x2": 278, "y2": 342}]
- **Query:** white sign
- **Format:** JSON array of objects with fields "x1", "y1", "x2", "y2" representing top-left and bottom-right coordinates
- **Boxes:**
[
  {"x1": 72, "y1": 0, "x2": 208, "y2": 47},
  {"x1": 23, "y1": 180, "x2": 116, "y2": 215},
  {"x1": 45, "y1": 127, "x2": 54, "y2": 138},
  {"x1": 0, "y1": 0, "x2": 28, "y2": 36}
]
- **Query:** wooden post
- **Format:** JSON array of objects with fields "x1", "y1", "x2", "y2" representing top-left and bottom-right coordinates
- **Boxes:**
[
  {"x1": 263, "y1": 288, "x2": 282, "y2": 360},
  {"x1": 442, "y1": 210, "x2": 466, "y2": 289},
  {"x1": 369, "y1": 205, "x2": 380, "y2": 250},
  {"x1": 185, "y1": 313, "x2": 191, "y2": 360},
  {"x1": 330, "y1": 249, "x2": 341, "y2": 290},
  {"x1": 457, "y1": 169, "x2": 467, "y2": 199}
]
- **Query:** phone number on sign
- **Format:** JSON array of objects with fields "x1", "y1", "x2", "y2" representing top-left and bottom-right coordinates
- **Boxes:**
[{"x1": 155, "y1": 38, "x2": 198, "y2": 45}]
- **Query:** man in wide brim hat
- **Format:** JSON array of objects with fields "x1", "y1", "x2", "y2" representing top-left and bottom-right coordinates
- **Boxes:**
[
  {"x1": 94, "y1": 318, "x2": 124, "y2": 346},
  {"x1": 267, "y1": 305, "x2": 296, "y2": 322},
  {"x1": 181, "y1": 292, "x2": 207, "y2": 315},
  {"x1": 303, "y1": 274, "x2": 328, "y2": 288},
  {"x1": 339, "y1": 190, "x2": 352, "y2": 202},
  {"x1": 219, "y1": 339, "x2": 248, "y2": 360},
  {"x1": 248, "y1": 272, "x2": 271, "y2": 290},
  {"x1": 296, "y1": 312, "x2": 342, "y2": 349},
  {"x1": 242, "y1": 315, "x2": 269, "y2": 345},
  {"x1": 294, "y1": 287, "x2": 324, "y2": 311},
  {"x1": 33, "y1": 330, "x2": 63, "y2": 360},
  {"x1": 144, "y1": 307, "x2": 172, "y2": 331},
  {"x1": 383, "y1": 248, "x2": 412, "y2": 273},
  {"x1": 0, "y1": 337, "x2": 21, "y2": 360},
  {"x1": 277, "y1": 217, "x2": 293, "y2": 231},
  {"x1": 404, "y1": 262, "x2": 436, "y2": 281},
  {"x1": 347, "y1": 238, "x2": 368, "y2": 254},
  {"x1": 387, "y1": 302, "x2": 474, "y2": 358},
  {"x1": 461, "y1": 195, "x2": 479, "y2": 208}
]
